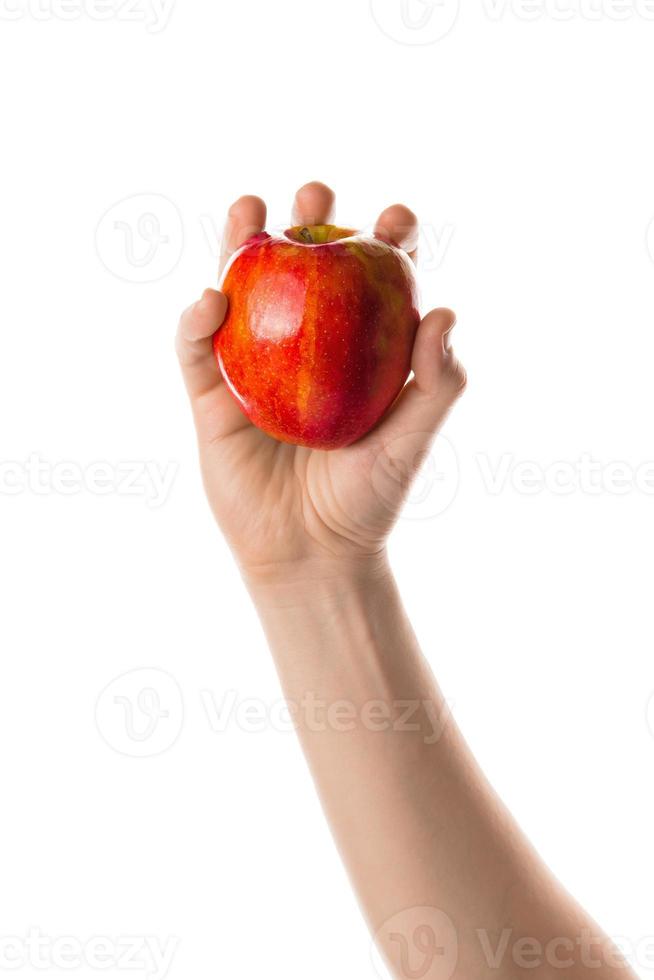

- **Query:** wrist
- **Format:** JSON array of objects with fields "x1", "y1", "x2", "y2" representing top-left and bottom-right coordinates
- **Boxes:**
[{"x1": 239, "y1": 550, "x2": 394, "y2": 611}]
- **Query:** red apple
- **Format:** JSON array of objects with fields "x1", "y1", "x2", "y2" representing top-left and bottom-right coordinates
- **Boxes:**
[{"x1": 213, "y1": 224, "x2": 420, "y2": 450}]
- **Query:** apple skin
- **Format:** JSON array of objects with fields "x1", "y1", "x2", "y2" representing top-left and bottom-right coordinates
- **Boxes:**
[{"x1": 213, "y1": 224, "x2": 420, "y2": 450}]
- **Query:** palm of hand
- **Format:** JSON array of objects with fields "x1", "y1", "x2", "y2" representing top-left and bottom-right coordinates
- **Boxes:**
[{"x1": 197, "y1": 421, "x2": 397, "y2": 572}]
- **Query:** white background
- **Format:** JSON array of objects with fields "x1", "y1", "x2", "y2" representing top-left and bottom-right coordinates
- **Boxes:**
[{"x1": 1, "y1": 0, "x2": 653, "y2": 977}]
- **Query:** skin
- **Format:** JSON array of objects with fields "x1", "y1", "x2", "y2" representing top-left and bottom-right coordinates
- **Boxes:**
[{"x1": 176, "y1": 183, "x2": 634, "y2": 980}]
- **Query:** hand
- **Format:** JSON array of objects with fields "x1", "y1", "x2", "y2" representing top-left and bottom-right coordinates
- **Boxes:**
[{"x1": 176, "y1": 182, "x2": 466, "y2": 588}]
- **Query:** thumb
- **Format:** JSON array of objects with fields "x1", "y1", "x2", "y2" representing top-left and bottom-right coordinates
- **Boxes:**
[{"x1": 360, "y1": 308, "x2": 466, "y2": 510}]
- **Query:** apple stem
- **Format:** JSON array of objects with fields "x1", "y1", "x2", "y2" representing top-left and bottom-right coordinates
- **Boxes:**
[{"x1": 298, "y1": 226, "x2": 314, "y2": 244}]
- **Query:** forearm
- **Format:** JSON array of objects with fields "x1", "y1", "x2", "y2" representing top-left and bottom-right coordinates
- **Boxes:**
[{"x1": 246, "y1": 556, "x2": 632, "y2": 980}]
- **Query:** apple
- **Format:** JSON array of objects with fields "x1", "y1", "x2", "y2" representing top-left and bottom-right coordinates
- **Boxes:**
[{"x1": 213, "y1": 224, "x2": 420, "y2": 450}]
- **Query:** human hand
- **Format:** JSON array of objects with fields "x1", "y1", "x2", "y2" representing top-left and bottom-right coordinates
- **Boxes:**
[{"x1": 176, "y1": 182, "x2": 466, "y2": 589}]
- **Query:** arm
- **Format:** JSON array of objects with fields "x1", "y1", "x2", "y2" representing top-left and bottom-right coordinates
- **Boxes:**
[
  {"x1": 248, "y1": 565, "x2": 628, "y2": 980},
  {"x1": 177, "y1": 182, "x2": 635, "y2": 980}
]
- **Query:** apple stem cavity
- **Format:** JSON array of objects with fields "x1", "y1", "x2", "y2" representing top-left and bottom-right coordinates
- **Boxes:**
[{"x1": 298, "y1": 227, "x2": 314, "y2": 244}]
